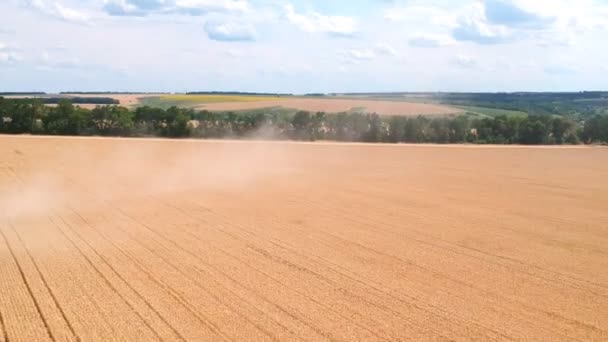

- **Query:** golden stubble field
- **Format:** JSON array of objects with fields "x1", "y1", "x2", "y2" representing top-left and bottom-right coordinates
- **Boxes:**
[
  {"x1": 196, "y1": 98, "x2": 459, "y2": 116},
  {"x1": 1, "y1": 135, "x2": 607, "y2": 341},
  {"x1": 5, "y1": 94, "x2": 460, "y2": 116}
]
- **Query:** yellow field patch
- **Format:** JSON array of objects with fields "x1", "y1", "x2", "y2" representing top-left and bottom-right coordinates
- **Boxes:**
[{"x1": 160, "y1": 94, "x2": 286, "y2": 103}]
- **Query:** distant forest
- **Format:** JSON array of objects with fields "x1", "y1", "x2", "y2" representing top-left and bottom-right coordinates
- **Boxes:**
[
  {"x1": 1, "y1": 96, "x2": 119, "y2": 104},
  {"x1": 59, "y1": 92, "x2": 170, "y2": 95},
  {"x1": 0, "y1": 92, "x2": 46, "y2": 96},
  {"x1": 1, "y1": 97, "x2": 607, "y2": 144},
  {"x1": 328, "y1": 92, "x2": 608, "y2": 119},
  {"x1": 44, "y1": 97, "x2": 118, "y2": 105}
]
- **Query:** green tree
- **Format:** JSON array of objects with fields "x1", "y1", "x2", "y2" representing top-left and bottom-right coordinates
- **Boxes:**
[
  {"x1": 44, "y1": 100, "x2": 91, "y2": 135},
  {"x1": 365, "y1": 113, "x2": 384, "y2": 142},
  {"x1": 551, "y1": 117, "x2": 576, "y2": 144},
  {"x1": 582, "y1": 115, "x2": 608, "y2": 143},
  {"x1": 429, "y1": 118, "x2": 451, "y2": 143},
  {"x1": 388, "y1": 116, "x2": 406, "y2": 143},
  {"x1": 519, "y1": 118, "x2": 548, "y2": 144},
  {"x1": 291, "y1": 111, "x2": 312, "y2": 140},
  {"x1": 6, "y1": 100, "x2": 45, "y2": 133},
  {"x1": 449, "y1": 116, "x2": 471, "y2": 143},
  {"x1": 311, "y1": 112, "x2": 326, "y2": 140},
  {"x1": 91, "y1": 106, "x2": 134, "y2": 136},
  {"x1": 167, "y1": 113, "x2": 191, "y2": 137}
]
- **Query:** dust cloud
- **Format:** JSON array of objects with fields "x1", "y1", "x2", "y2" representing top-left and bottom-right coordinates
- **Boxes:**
[{"x1": 0, "y1": 134, "x2": 296, "y2": 221}]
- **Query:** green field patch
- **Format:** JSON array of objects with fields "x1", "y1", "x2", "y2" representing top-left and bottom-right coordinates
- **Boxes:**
[
  {"x1": 162, "y1": 94, "x2": 284, "y2": 103},
  {"x1": 455, "y1": 105, "x2": 528, "y2": 118},
  {"x1": 138, "y1": 95, "x2": 286, "y2": 109}
]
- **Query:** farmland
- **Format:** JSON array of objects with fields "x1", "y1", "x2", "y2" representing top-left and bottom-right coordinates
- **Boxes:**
[
  {"x1": 139, "y1": 94, "x2": 286, "y2": 109},
  {"x1": 1, "y1": 135, "x2": 607, "y2": 341},
  {"x1": 5, "y1": 94, "x2": 148, "y2": 108},
  {"x1": 61, "y1": 93, "x2": 147, "y2": 107},
  {"x1": 161, "y1": 94, "x2": 286, "y2": 103},
  {"x1": 137, "y1": 95, "x2": 460, "y2": 115},
  {"x1": 9, "y1": 91, "x2": 608, "y2": 119},
  {"x1": 195, "y1": 98, "x2": 459, "y2": 116},
  {"x1": 455, "y1": 105, "x2": 529, "y2": 118},
  {"x1": 7, "y1": 93, "x2": 461, "y2": 116}
]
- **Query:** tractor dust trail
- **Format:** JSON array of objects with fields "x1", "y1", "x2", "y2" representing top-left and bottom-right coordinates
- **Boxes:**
[{"x1": 0, "y1": 135, "x2": 607, "y2": 341}]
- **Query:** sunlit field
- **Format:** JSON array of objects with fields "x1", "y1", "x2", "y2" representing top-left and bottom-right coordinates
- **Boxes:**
[{"x1": 1, "y1": 135, "x2": 607, "y2": 341}]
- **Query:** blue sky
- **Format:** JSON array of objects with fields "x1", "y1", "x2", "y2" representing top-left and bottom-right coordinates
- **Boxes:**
[{"x1": 0, "y1": 0, "x2": 607, "y2": 93}]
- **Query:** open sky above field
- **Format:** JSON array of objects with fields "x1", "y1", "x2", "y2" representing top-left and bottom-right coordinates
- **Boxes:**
[{"x1": 1, "y1": 0, "x2": 607, "y2": 93}]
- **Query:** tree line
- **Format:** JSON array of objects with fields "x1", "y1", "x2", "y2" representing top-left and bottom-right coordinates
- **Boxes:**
[
  {"x1": 0, "y1": 92, "x2": 46, "y2": 96},
  {"x1": 1, "y1": 97, "x2": 607, "y2": 144},
  {"x1": 331, "y1": 92, "x2": 608, "y2": 118},
  {"x1": 44, "y1": 97, "x2": 119, "y2": 105},
  {"x1": 2, "y1": 97, "x2": 119, "y2": 104}
]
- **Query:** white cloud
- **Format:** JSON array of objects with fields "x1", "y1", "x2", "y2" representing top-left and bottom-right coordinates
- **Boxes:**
[
  {"x1": 54, "y1": 3, "x2": 90, "y2": 22},
  {"x1": 375, "y1": 43, "x2": 397, "y2": 56},
  {"x1": 341, "y1": 44, "x2": 398, "y2": 63},
  {"x1": 483, "y1": 0, "x2": 554, "y2": 29},
  {"x1": 346, "y1": 48, "x2": 376, "y2": 61},
  {"x1": 3, "y1": 0, "x2": 608, "y2": 92},
  {"x1": 0, "y1": 52, "x2": 13, "y2": 63},
  {"x1": 533, "y1": 30, "x2": 575, "y2": 47},
  {"x1": 284, "y1": 4, "x2": 357, "y2": 36},
  {"x1": 408, "y1": 33, "x2": 455, "y2": 47},
  {"x1": 103, "y1": 0, "x2": 142, "y2": 16},
  {"x1": 507, "y1": 0, "x2": 606, "y2": 29},
  {"x1": 225, "y1": 48, "x2": 244, "y2": 58},
  {"x1": 204, "y1": 20, "x2": 256, "y2": 42},
  {"x1": 454, "y1": 54, "x2": 477, "y2": 68},
  {"x1": 24, "y1": 0, "x2": 90, "y2": 23},
  {"x1": 0, "y1": 42, "x2": 21, "y2": 64},
  {"x1": 381, "y1": 0, "x2": 607, "y2": 48},
  {"x1": 449, "y1": 0, "x2": 608, "y2": 46},
  {"x1": 38, "y1": 51, "x2": 81, "y2": 69},
  {"x1": 452, "y1": 2, "x2": 511, "y2": 44},
  {"x1": 383, "y1": 5, "x2": 457, "y2": 27},
  {"x1": 544, "y1": 65, "x2": 580, "y2": 75},
  {"x1": 103, "y1": 0, "x2": 248, "y2": 16},
  {"x1": 34, "y1": 50, "x2": 128, "y2": 75},
  {"x1": 543, "y1": 0, "x2": 608, "y2": 33},
  {"x1": 175, "y1": 0, "x2": 248, "y2": 14}
]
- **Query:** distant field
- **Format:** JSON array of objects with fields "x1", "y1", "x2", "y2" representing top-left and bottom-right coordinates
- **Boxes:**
[
  {"x1": 198, "y1": 98, "x2": 461, "y2": 116},
  {"x1": 162, "y1": 95, "x2": 285, "y2": 103},
  {"x1": 45, "y1": 103, "x2": 102, "y2": 109},
  {"x1": 2, "y1": 94, "x2": 464, "y2": 116},
  {"x1": 62, "y1": 93, "x2": 156, "y2": 107},
  {"x1": 139, "y1": 94, "x2": 286, "y2": 109},
  {"x1": 137, "y1": 95, "x2": 461, "y2": 116},
  {"x1": 5, "y1": 94, "x2": 153, "y2": 108},
  {"x1": 456, "y1": 105, "x2": 529, "y2": 118},
  {"x1": 7, "y1": 93, "x2": 523, "y2": 117}
]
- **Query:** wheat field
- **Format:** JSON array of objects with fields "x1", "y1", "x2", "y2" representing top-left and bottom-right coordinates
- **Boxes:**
[
  {"x1": 159, "y1": 95, "x2": 286, "y2": 104},
  {"x1": 197, "y1": 98, "x2": 459, "y2": 116},
  {"x1": 0, "y1": 135, "x2": 607, "y2": 341}
]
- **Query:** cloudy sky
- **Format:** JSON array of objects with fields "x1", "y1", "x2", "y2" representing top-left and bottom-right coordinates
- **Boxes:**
[{"x1": 0, "y1": 0, "x2": 607, "y2": 93}]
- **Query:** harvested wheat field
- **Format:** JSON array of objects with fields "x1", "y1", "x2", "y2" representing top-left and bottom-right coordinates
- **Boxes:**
[
  {"x1": 1, "y1": 135, "x2": 608, "y2": 341},
  {"x1": 197, "y1": 98, "x2": 460, "y2": 116}
]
